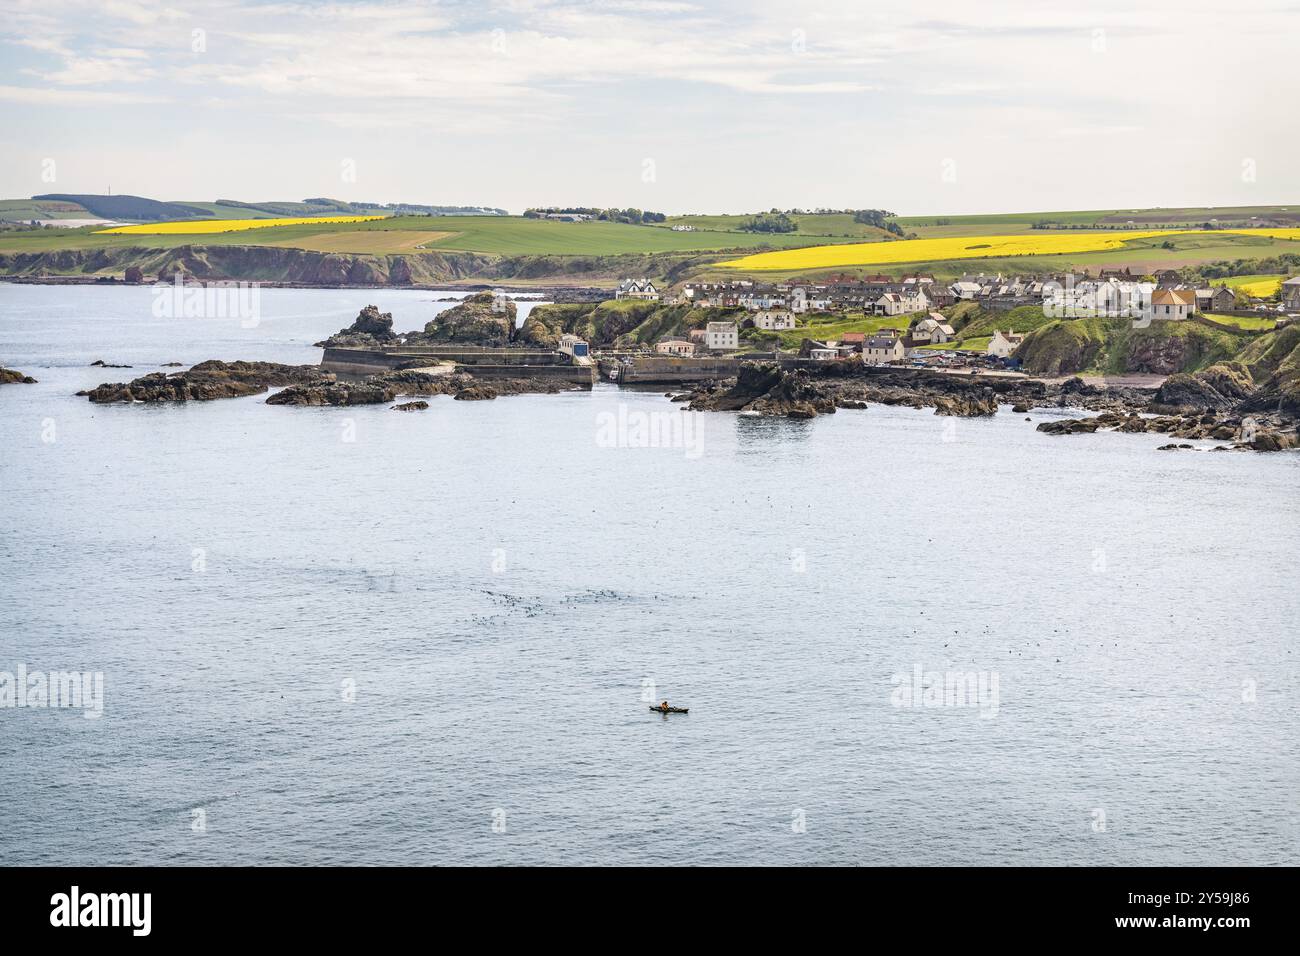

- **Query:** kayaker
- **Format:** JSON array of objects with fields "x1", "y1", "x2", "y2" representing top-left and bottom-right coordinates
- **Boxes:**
[{"x1": 659, "y1": 700, "x2": 669, "y2": 711}]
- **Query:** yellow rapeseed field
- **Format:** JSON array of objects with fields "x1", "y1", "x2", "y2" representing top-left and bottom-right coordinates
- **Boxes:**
[
  {"x1": 721, "y1": 228, "x2": 1300, "y2": 271},
  {"x1": 96, "y1": 215, "x2": 384, "y2": 235},
  {"x1": 1223, "y1": 275, "x2": 1284, "y2": 297}
]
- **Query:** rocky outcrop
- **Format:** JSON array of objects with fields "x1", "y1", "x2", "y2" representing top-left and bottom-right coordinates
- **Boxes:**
[
  {"x1": 933, "y1": 390, "x2": 998, "y2": 416},
  {"x1": 266, "y1": 380, "x2": 397, "y2": 406},
  {"x1": 687, "y1": 363, "x2": 837, "y2": 417},
  {"x1": 86, "y1": 360, "x2": 326, "y2": 403},
  {"x1": 1125, "y1": 332, "x2": 1189, "y2": 375},
  {"x1": 1153, "y1": 363, "x2": 1255, "y2": 411},
  {"x1": 1, "y1": 366, "x2": 37, "y2": 384},
  {"x1": 1038, "y1": 408, "x2": 1297, "y2": 451},
  {"x1": 314, "y1": 304, "x2": 401, "y2": 348},
  {"x1": 392, "y1": 400, "x2": 428, "y2": 411},
  {"x1": 516, "y1": 310, "x2": 563, "y2": 348},
  {"x1": 266, "y1": 368, "x2": 583, "y2": 407},
  {"x1": 406, "y1": 291, "x2": 515, "y2": 346},
  {"x1": 371, "y1": 369, "x2": 471, "y2": 395},
  {"x1": 1015, "y1": 321, "x2": 1109, "y2": 377},
  {"x1": 1036, "y1": 417, "x2": 1105, "y2": 435},
  {"x1": 687, "y1": 362, "x2": 1053, "y2": 419},
  {"x1": 453, "y1": 384, "x2": 498, "y2": 401}
]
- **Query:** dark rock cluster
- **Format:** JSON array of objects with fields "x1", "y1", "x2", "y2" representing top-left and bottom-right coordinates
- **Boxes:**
[{"x1": 85, "y1": 360, "x2": 326, "y2": 403}]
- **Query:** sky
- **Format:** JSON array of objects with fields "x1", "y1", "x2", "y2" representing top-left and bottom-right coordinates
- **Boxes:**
[{"x1": 0, "y1": 0, "x2": 1296, "y2": 216}]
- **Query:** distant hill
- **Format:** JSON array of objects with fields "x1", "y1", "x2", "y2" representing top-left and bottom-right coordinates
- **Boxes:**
[
  {"x1": 343, "y1": 200, "x2": 509, "y2": 216},
  {"x1": 33, "y1": 194, "x2": 212, "y2": 222}
]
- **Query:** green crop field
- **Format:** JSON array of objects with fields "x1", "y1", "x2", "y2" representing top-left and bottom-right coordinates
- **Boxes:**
[
  {"x1": 900, "y1": 205, "x2": 1299, "y2": 237},
  {"x1": 0, "y1": 198, "x2": 94, "y2": 220},
  {"x1": 169, "y1": 202, "x2": 305, "y2": 220},
  {"x1": 659, "y1": 213, "x2": 896, "y2": 241},
  {"x1": 1202, "y1": 313, "x2": 1280, "y2": 331},
  {"x1": 0, "y1": 214, "x2": 862, "y2": 257}
]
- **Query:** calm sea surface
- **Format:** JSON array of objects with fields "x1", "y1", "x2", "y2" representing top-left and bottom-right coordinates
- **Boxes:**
[{"x1": 1, "y1": 284, "x2": 1296, "y2": 865}]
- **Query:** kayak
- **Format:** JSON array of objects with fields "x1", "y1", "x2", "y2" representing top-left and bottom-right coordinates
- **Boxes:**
[{"x1": 650, "y1": 705, "x2": 689, "y2": 714}]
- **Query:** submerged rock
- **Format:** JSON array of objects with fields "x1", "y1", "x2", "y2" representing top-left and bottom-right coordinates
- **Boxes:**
[
  {"x1": 86, "y1": 360, "x2": 325, "y2": 403},
  {"x1": 392, "y1": 400, "x2": 429, "y2": 412}
]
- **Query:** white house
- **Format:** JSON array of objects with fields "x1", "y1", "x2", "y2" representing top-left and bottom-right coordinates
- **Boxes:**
[
  {"x1": 873, "y1": 290, "x2": 927, "y2": 316},
  {"x1": 863, "y1": 334, "x2": 905, "y2": 366},
  {"x1": 1150, "y1": 288, "x2": 1195, "y2": 321},
  {"x1": 808, "y1": 347, "x2": 839, "y2": 361},
  {"x1": 874, "y1": 293, "x2": 907, "y2": 316},
  {"x1": 911, "y1": 313, "x2": 955, "y2": 344},
  {"x1": 655, "y1": 337, "x2": 695, "y2": 357},
  {"x1": 615, "y1": 278, "x2": 660, "y2": 301},
  {"x1": 789, "y1": 286, "x2": 809, "y2": 313},
  {"x1": 704, "y1": 321, "x2": 738, "y2": 351},
  {"x1": 986, "y1": 329, "x2": 1025, "y2": 359},
  {"x1": 753, "y1": 310, "x2": 796, "y2": 331}
]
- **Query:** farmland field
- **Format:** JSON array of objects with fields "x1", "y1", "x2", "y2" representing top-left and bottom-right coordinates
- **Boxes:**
[
  {"x1": 721, "y1": 229, "x2": 1300, "y2": 273},
  {"x1": 899, "y1": 205, "x2": 1300, "y2": 236},
  {"x1": 0, "y1": 214, "x2": 861, "y2": 257},
  {"x1": 1201, "y1": 312, "x2": 1281, "y2": 331},
  {"x1": 261, "y1": 230, "x2": 457, "y2": 254},
  {"x1": 0, "y1": 198, "x2": 95, "y2": 220},
  {"x1": 1217, "y1": 274, "x2": 1285, "y2": 297},
  {"x1": 97, "y1": 215, "x2": 385, "y2": 234},
  {"x1": 659, "y1": 213, "x2": 896, "y2": 240}
]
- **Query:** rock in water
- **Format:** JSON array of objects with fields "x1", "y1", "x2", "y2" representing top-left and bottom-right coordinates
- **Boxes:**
[
  {"x1": 314, "y1": 304, "x2": 401, "y2": 348},
  {"x1": 1153, "y1": 363, "x2": 1255, "y2": 411},
  {"x1": 688, "y1": 362, "x2": 835, "y2": 416},
  {"x1": 408, "y1": 291, "x2": 516, "y2": 347},
  {"x1": 933, "y1": 390, "x2": 998, "y2": 416},
  {"x1": 391, "y1": 400, "x2": 429, "y2": 412},
  {"x1": 267, "y1": 381, "x2": 398, "y2": 406},
  {"x1": 86, "y1": 360, "x2": 326, "y2": 403},
  {"x1": 1036, "y1": 418, "x2": 1104, "y2": 435},
  {"x1": 0, "y1": 366, "x2": 37, "y2": 385},
  {"x1": 453, "y1": 384, "x2": 498, "y2": 401}
]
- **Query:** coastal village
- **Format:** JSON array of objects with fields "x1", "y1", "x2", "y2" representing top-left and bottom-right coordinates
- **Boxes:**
[{"x1": 595, "y1": 271, "x2": 1300, "y2": 376}]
